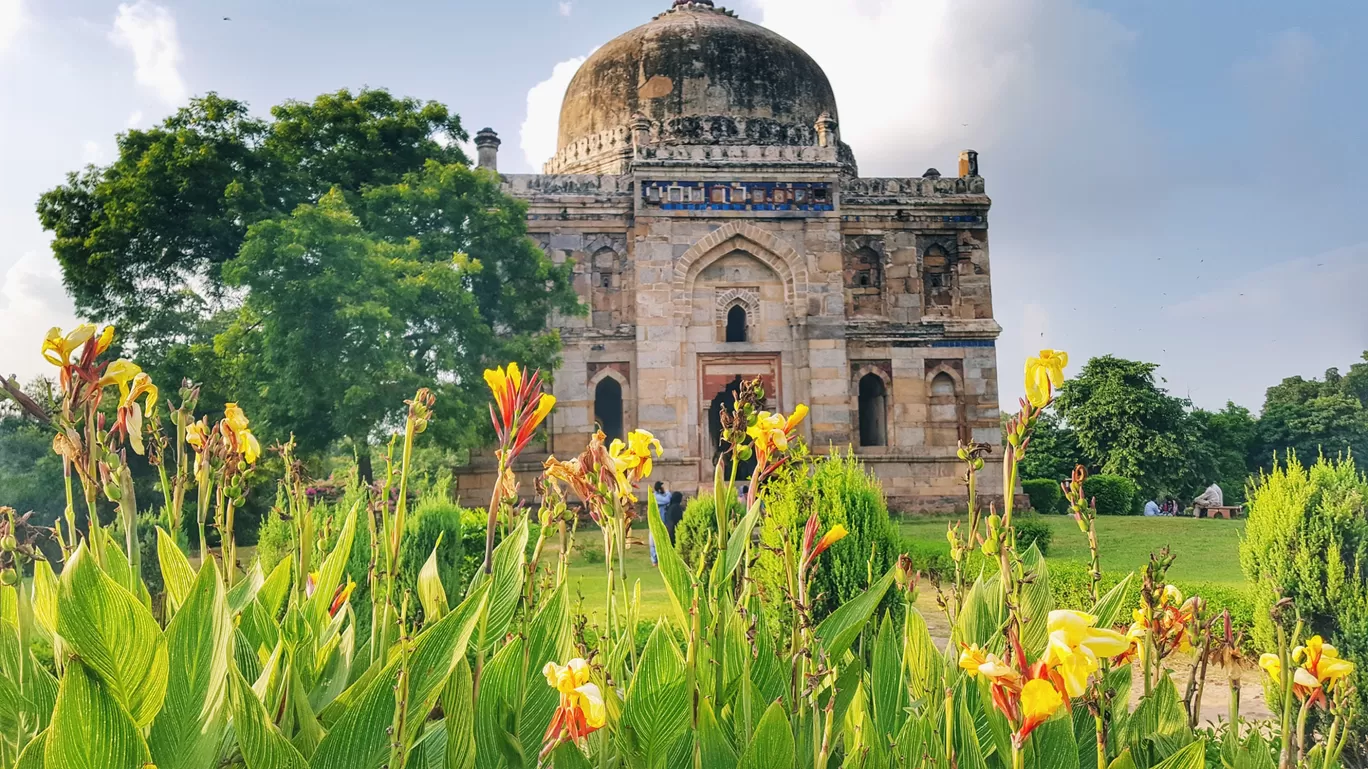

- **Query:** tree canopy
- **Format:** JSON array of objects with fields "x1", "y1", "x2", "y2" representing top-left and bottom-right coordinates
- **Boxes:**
[
  {"x1": 36, "y1": 89, "x2": 579, "y2": 459},
  {"x1": 1023, "y1": 352, "x2": 1368, "y2": 506}
]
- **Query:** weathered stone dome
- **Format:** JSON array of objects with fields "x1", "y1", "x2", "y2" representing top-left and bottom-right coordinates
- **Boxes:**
[{"x1": 553, "y1": 2, "x2": 845, "y2": 172}]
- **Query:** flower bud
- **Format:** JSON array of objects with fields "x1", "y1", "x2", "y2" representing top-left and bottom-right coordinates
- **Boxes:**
[
  {"x1": 104, "y1": 482, "x2": 122, "y2": 502},
  {"x1": 972, "y1": 458, "x2": 985, "y2": 471}
]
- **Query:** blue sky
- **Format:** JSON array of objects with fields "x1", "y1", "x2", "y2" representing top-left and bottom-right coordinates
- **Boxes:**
[{"x1": 1, "y1": 0, "x2": 1364, "y2": 411}]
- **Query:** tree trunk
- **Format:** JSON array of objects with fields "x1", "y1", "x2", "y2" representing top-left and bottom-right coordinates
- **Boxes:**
[{"x1": 355, "y1": 439, "x2": 374, "y2": 484}]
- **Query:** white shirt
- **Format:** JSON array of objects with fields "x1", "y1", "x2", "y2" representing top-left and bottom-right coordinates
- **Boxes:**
[
  {"x1": 1194, "y1": 483, "x2": 1224, "y2": 507},
  {"x1": 1144, "y1": 500, "x2": 1160, "y2": 517}
]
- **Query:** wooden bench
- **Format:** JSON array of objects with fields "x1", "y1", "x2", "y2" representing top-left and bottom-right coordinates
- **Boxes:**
[{"x1": 1198, "y1": 505, "x2": 1243, "y2": 519}]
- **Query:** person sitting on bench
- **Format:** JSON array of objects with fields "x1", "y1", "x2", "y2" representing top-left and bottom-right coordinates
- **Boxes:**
[{"x1": 1192, "y1": 483, "x2": 1223, "y2": 518}]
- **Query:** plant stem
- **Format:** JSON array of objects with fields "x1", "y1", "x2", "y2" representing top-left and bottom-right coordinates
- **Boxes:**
[{"x1": 481, "y1": 455, "x2": 506, "y2": 576}]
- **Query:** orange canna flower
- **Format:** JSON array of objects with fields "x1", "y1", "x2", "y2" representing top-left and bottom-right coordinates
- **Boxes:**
[
  {"x1": 541, "y1": 658, "x2": 606, "y2": 755},
  {"x1": 485, "y1": 363, "x2": 556, "y2": 461}
]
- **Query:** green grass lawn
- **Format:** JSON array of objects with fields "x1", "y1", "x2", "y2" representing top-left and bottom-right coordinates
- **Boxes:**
[
  {"x1": 542, "y1": 515, "x2": 1249, "y2": 623},
  {"x1": 897, "y1": 514, "x2": 1249, "y2": 586}
]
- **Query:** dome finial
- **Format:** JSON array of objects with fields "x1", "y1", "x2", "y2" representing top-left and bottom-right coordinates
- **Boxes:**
[{"x1": 673, "y1": 0, "x2": 714, "y2": 7}]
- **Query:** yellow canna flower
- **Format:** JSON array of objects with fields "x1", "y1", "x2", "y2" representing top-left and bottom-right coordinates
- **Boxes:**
[
  {"x1": 99, "y1": 359, "x2": 142, "y2": 395},
  {"x1": 747, "y1": 405, "x2": 808, "y2": 468},
  {"x1": 1024, "y1": 349, "x2": 1068, "y2": 408},
  {"x1": 186, "y1": 420, "x2": 208, "y2": 452},
  {"x1": 124, "y1": 372, "x2": 158, "y2": 413},
  {"x1": 611, "y1": 429, "x2": 664, "y2": 484},
  {"x1": 1018, "y1": 678, "x2": 1064, "y2": 740},
  {"x1": 222, "y1": 403, "x2": 261, "y2": 464},
  {"x1": 94, "y1": 325, "x2": 115, "y2": 355},
  {"x1": 976, "y1": 653, "x2": 1022, "y2": 685},
  {"x1": 959, "y1": 644, "x2": 990, "y2": 676},
  {"x1": 1044, "y1": 610, "x2": 1132, "y2": 698},
  {"x1": 542, "y1": 658, "x2": 606, "y2": 746},
  {"x1": 41, "y1": 325, "x2": 97, "y2": 367}
]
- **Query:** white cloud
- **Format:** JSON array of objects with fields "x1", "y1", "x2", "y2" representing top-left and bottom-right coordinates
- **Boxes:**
[
  {"x1": 0, "y1": 252, "x2": 81, "y2": 384},
  {"x1": 520, "y1": 52, "x2": 591, "y2": 171},
  {"x1": 0, "y1": 0, "x2": 21, "y2": 54},
  {"x1": 110, "y1": 1, "x2": 187, "y2": 106},
  {"x1": 81, "y1": 140, "x2": 105, "y2": 164},
  {"x1": 126, "y1": 110, "x2": 144, "y2": 128},
  {"x1": 558, "y1": 2, "x2": 573, "y2": 17}
]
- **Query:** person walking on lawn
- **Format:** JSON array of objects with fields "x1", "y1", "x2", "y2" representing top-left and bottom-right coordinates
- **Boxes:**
[{"x1": 650, "y1": 481, "x2": 671, "y2": 566}]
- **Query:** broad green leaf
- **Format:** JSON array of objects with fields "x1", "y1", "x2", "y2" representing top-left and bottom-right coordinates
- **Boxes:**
[
  {"x1": 954, "y1": 576, "x2": 1002, "y2": 650},
  {"x1": 228, "y1": 561, "x2": 266, "y2": 614},
  {"x1": 419, "y1": 532, "x2": 450, "y2": 622},
  {"x1": 645, "y1": 498, "x2": 699, "y2": 633},
  {"x1": 1023, "y1": 712, "x2": 1078, "y2": 769},
  {"x1": 1149, "y1": 740, "x2": 1207, "y2": 769},
  {"x1": 0, "y1": 615, "x2": 58, "y2": 740},
  {"x1": 229, "y1": 667, "x2": 310, "y2": 769},
  {"x1": 473, "y1": 519, "x2": 529, "y2": 654},
  {"x1": 623, "y1": 620, "x2": 689, "y2": 769},
  {"x1": 815, "y1": 566, "x2": 896, "y2": 660},
  {"x1": 55, "y1": 542, "x2": 168, "y2": 727},
  {"x1": 1092, "y1": 574, "x2": 1136, "y2": 629},
  {"x1": 149, "y1": 561, "x2": 234, "y2": 769},
  {"x1": 870, "y1": 614, "x2": 908, "y2": 742},
  {"x1": 31, "y1": 560, "x2": 58, "y2": 640},
  {"x1": 549, "y1": 741, "x2": 593, "y2": 769},
  {"x1": 1108, "y1": 749, "x2": 1138, "y2": 769},
  {"x1": 952, "y1": 679, "x2": 988, "y2": 769},
  {"x1": 442, "y1": 657, "x2": 475, "y2": 769},
  {"x1": 311, "y1": 579, "x2": 488, "y2": 769},
  {"x1": 698, "y1": 699, "x2": 737, "y2": 769},
  {"x1": 157, "y1": 526, "x2": 196, "y2": 615},
  {"x1": 308, "y1": 500, "x2": 358, "y2": 628},
  {"x1": 474, "y1": 637, "x2": 525, "y2": 769},
  {"x1": 15, "y1": 729, "x2": 45, "y2": 769},
  {"x1": 519, "y1": 584, "x2": 572, "y2": 759},
  {"x1": 259, "y1": 556, "x2": 293, "y2": 619},
  {"x1": 740, "y1": 701, "x2": 794, "y2": 769},
  {"x1": 1117, "y1": 675, "x2": 1192, "y2": 767},
  {"x1": 722, "y1": 499, "x2": 763, "y2": 582},
  {"x1": 749, "y1": 605, "x2": 787, "y2": 707},
  {"x1": 1019, "y1": 544, "x2": 1054, "y2": 656},
  {"x1": 44, "y1": 660, "x2": 151, "y2": 769},
  {"x1": 903, "y1": 607, "x2": 942, "y2": 705}
]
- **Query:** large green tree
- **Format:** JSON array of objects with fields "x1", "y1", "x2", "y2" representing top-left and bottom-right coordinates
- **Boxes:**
[
  {"x1": 1051, "y1": 356, "x2": 1192, "y2": 496},
  {"x1": 37, "y1": 89, "x2": 578, "y2": 458},
  {"x1": 1186, "y1": 402, "x2": 1258, "y2": 503},
  {"x1": 221, "y1": 162, "x2": 574, "y2": 460},
  {"x1": 1255, "y1": 361, "x2": 1368, "y2": 468}
]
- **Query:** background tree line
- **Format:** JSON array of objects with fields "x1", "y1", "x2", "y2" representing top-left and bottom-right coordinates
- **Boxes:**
[
  {"x1": 2, "y1": 88, "x2": 581, "y2": 536},
  {"x1": 1019, "y1": 351, "x2": 1368, "y2": 506}
]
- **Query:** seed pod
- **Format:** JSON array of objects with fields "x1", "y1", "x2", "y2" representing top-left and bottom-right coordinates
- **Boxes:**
[
  {"x1": 0, "y1": 568, "x2": 16, "y2": 587},
  {"x1": 0, "y1": 535, "x2": 16, "y2": 552}
]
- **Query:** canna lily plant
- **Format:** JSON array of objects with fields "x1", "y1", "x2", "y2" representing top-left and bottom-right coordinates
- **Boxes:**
[{"x1": 0, "y1": 338, "x2": 1361, "y2": 769}]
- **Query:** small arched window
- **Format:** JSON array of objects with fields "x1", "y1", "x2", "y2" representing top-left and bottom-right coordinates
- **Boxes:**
[
  {"x1": 594, "y1": 378, "x2": 624, "y2": 443},
  {"x1": 858, "y1": 374, "x2": 888, "y2": 447},
  {"x1": 725, "y1": 305, "x2": 748, "y2": 343},
  {"x1": 930, "y1": 372, "x2": 956, "y2": 397},
  {"x1": 923, "y1": 245, "x2": 954, "y2": 309}
]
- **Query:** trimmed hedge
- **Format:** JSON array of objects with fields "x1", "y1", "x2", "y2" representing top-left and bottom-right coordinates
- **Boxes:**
[
  {"x1": 1014, "y1": 514, "x2": 1053, "y2": 556},
  {"x1": 1022, "y1": 479, "x2": 1064, "y2": 514},
  {"x1": 1049, "y1": 560, "x2": 1255, "y2": 641},
  {"x1": 1083, "y1": 474, "x2": 1140, "y2": 516}
]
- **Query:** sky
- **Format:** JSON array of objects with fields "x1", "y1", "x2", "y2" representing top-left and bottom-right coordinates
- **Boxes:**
[{"x1": 1, "y1": 0, "x2": 1365, "y2": 412}]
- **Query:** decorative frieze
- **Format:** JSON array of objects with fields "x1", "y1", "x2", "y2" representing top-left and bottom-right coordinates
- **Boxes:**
[{"x1": 640, "y1": 180, "x2": 834, "y2": 212}]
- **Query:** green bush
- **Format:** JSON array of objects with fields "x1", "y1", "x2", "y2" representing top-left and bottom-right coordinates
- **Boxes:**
[
  {"x1": 1049, "y1": 560, "x2": 1255, "y2": 640},
  {"x1": 255, "y1": 493, "x2": 293, "y2": 575},
  {"x1": 1240, "y1": 454, "x2": 1368, "y2": 751},
  {"x1": 397, "y1": 483, "x2": 467, "y2": 619},
  {"x1": 675, "y1": 494, "x2": 741, "y2": 573},
  {"x1": 755, "y1": 450, "x2": 901, "y2": 623},
  {"x1": 1083, "y1": 474, "x2": 1140, "y2": 516},
  {"x1": 1014, "y1": 514, "x2": 1053, "y2": 555},
  {"x1": 1022, "y1": 478, "x2": 1064, "y2": 514}
]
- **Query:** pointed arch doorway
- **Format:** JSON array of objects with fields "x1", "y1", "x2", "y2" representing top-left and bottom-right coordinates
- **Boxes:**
[{"x1": 697, "y1": 353, "x2": 782, "y2": 483}]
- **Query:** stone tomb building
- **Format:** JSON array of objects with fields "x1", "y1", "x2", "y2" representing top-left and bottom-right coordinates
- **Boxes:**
[{"x1": 460, "y1": 0, "x2": 1003, "y2": 511}]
